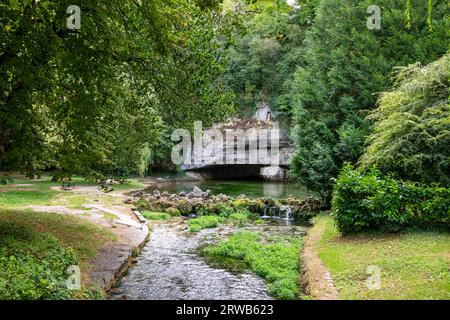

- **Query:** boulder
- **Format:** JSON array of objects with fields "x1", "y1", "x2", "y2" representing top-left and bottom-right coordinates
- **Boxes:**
[{"x1": 192, "y1": 186, "x2": 204, "y2": 197}]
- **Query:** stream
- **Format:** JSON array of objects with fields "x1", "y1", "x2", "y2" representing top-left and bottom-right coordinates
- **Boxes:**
[
  {"x1": 109, "y1": 219, "x2": 308, "y2": 300},
  {"x1": 110, "y1": 179, "x2": 310, "y2": 300}
]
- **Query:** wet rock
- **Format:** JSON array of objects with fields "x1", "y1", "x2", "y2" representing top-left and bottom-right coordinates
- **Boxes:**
[
  {"x1": 156, "y1": 178, "x2": 165, "y2": 183},
  {"x1": 132, "y1": 191, "x2": 144, "y2": 198},
  {"x1": 192, "y1": 186, "x2": 204, "y2": 197},
  {"x1": 162, "y1": 191, "x2": 169, "y2": 197},
  {"x1": 153, "y1": 190, "x2": 161, "y2": 198},
  {"x1": 179, "y1": 191, "x2": 186, "y2": 197},
  {"x1": 124, "y1": 198, "x2": 133, "y2": 205}
]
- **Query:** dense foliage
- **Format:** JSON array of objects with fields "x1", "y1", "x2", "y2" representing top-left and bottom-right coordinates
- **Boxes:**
[
  {"x1": 0, "y1": 222, "x2": 77, "y2": 299},
  {"x1": 290, "y1": 0, "x2": 449, "y2": 200},
  {"x1": 222, "y1": 0, "x2": 318, "y2": 118},
  {"x1": 0, "y1": 0, "x2": 234, "y2": 179},
  {"x1": 332, "y1": 164, "x2": 450, "y2": 234},
  {"x1": 360, "y1": 54, "x2": 450, "y2": 185}
]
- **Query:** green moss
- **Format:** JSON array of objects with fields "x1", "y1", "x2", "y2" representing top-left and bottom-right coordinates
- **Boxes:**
[
  {"x1": 203, "y1": 231, "x2": 302, "y2": 299},
  {"x1": 142, "y1": 211, "x2": 170, "y2": 221},
  {"x1": 188, "y1": 216, "x2": 224, "y2": 232}
]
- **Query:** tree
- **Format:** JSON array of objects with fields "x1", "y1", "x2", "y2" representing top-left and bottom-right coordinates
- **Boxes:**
[
  {"x1": 289, "y1": 0, "x2": 449, "y2": 201},
  {"x1": 0, "y1": 0, "x2": 234, "y2": 179},
  {"x1": 359, "y1": 54, "x2": 450, "y2": 185},
  {"x1": 221, "y1": 0, "x2": 319, "y2": 118}
]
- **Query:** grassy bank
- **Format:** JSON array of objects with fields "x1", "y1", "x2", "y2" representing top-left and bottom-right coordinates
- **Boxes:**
[
  {"x1": 0, "y1": 208, "x2": 116, "y2": 299},
  {"x1": 313, "y1": 214, "x2": 450, "y2": 300},
  {"x1": 0, "y1": 175, "x2": 139, "y2": 299}
]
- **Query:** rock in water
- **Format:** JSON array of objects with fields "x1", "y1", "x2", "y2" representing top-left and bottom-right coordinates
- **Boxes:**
[{"x1": 192, "y1": 186, "x2": 204, "y2": 198}]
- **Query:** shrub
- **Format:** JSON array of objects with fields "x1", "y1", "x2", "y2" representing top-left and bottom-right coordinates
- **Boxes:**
[
  {"x1": 333, "y1": 164, "x2": 450, "y2": 234},
  {"x1": 141, "y1": 211, "x2": 170, "y2": 221},
  {"x1": 0, "y1": 176, "x2": 14, "y2": 185},
  {"x1": 188, "y1": 216, "x2": 224, "y2": 232},
  {"x1": 0, "y1": 222, "x2": 78, "y2": 299}
]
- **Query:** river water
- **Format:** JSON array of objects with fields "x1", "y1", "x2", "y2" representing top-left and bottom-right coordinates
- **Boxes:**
[
  {"x1": 109, "y1": 219, "x2": 308, "y2": 300},
  {"x1": 144, "y1": 179, "x2": 314, "y2": 199},
  {"x1": 110, "y1": 179, "x2": 310, "y2": 300}
]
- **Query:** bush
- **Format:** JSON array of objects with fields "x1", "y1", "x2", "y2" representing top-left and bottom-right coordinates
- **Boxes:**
[
  {"x1": 0, "y1": 222, "x2": 78, "y2": 299},
  {"x1": 141, "y1": 211, "x2": 170, "y2": 221},
  {"x1": 333, "y1": 164, "x2": 450, "y2": 234},
  {"x1": 188, "y1": 216, "x2": 224, "y2": 232}
]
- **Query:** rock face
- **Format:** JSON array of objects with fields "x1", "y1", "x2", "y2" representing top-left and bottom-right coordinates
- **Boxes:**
[
  {"x1": 254, "y1": 100, "x2": 272, "y2": 121},
  {"x1": 260, "y1": 166, "x2": 286, "y2": 182},
  {"x1": 181, "y1": 106, "x2": 294, "y2": 182}
]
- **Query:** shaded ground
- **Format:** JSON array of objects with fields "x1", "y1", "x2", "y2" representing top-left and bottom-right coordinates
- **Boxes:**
[{"x1": 0, "y1": 176, "x2": 150, "y2": 292}]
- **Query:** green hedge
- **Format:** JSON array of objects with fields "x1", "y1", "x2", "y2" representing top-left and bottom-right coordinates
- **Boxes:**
[{"x1": 332, "y1": 164, "x2": 450, "y2": 234}]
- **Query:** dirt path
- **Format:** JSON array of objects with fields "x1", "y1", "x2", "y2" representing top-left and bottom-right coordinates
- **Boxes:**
[{"x1": 301, "y1": 216, "x2": 338, "y2": 300}]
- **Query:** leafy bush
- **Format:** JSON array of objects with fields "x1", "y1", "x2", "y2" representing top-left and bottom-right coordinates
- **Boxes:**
[
  {"x1": 360, "y1": 54, "x2": 450, "y2": 185},
  {"x1": 0, "y1": 222, "x2": 78, "y2": 299},
  {"x1": 203, "y1": 231, "x2": 301, "y2": 299},
  {"x1": 188, "y1": 216, "x2": 224, "y2": 232},
  {"x1": 141, "y1": 211, "x2": 170, "y2": 221},
  {"x1": 333, "y1": 164, "x2": 450, "y2": 234}
]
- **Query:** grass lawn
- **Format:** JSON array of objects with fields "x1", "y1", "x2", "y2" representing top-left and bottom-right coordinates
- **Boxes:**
[
  {"x1": 0, "y1": 175, "x2": 144, "y2": 209},
  {"x1": 314, "y1": 214, "x2": 450, "y2": 300}
]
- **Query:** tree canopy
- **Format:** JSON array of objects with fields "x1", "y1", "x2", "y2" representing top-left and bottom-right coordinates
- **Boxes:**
[
  {"x1": 360, "y1": 53, "x2": 450, "y2": 185},
  {"x1": 0, "y1": 0, "x2": 234, "y2": 179},
  {"x1": 289, "y1": 0, "x2": 449, "y2": 199}
]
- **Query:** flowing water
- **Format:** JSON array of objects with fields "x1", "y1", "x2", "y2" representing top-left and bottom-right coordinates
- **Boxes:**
[
  {"x1": 109, "y1": 219, "x2": 308, "y2": 300},
  {"x1": 110, "y1": 179, "x2": 311, "y2": 300}
]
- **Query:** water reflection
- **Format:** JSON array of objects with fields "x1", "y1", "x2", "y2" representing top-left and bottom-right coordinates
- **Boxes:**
[{"x1": 145, "y1": 180, "x2": 313, "y2": 199}]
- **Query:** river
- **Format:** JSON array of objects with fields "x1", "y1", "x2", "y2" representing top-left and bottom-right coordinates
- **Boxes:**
[
  {"x1": 110, "y1": 179, "x2": 310, "y2": 300},
  {"x1": 143, "y1": 179, "x2": 314, "y2": 199}
]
